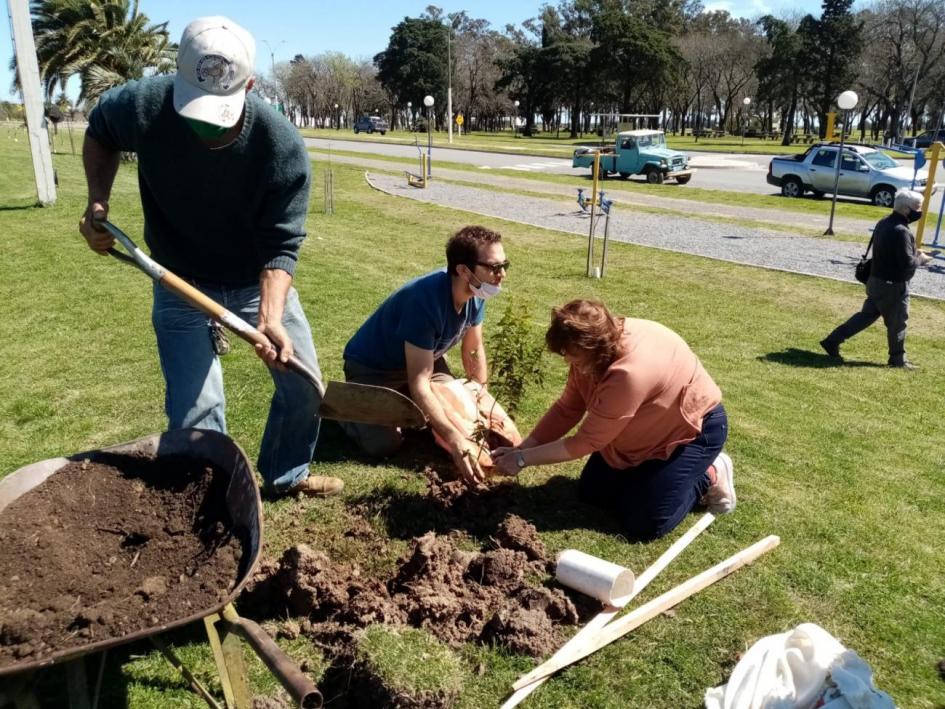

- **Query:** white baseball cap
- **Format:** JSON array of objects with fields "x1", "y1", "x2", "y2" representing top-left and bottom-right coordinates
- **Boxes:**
[{"x1": 173, "y1": 16, "x2": 255, "y2": 128}]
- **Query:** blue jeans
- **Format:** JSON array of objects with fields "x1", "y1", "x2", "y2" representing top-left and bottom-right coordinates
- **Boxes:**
[
  {"x1": 578, "y1": 404, "x2": 728, "y2": 541},
  {"x1": 151, "y1": 282, "x2": 322, "y2": 494}
]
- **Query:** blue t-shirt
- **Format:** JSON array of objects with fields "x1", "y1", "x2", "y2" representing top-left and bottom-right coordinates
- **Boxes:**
[{"x1": 344, "y1": 270, "x2": 485, "y2": 371}]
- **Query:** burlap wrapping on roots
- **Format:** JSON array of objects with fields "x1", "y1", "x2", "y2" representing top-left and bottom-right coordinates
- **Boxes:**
[{"x1": 430, "y1": 379, "x2": 523, "y2": 473}]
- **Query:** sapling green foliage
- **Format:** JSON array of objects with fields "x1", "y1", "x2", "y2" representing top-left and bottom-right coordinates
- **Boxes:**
[{"x1": 487, "y1": 297, "x2": 545, "y2": 416}]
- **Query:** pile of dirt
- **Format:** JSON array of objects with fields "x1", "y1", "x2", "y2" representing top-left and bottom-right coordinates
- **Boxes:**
[
  {"x1": 0, "y1": 454, "x2": 244, "y2": 667},
  {"x1": 244, "y1": 515, "x2": 576, "y2": 660}
]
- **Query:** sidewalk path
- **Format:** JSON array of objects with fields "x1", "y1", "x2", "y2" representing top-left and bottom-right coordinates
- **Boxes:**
[{"x1": 365, "y1": 172, "x2": 945, "y2": 300}]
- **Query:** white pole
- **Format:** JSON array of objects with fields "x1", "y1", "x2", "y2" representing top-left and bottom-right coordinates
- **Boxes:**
[
  {"x1": 8, "y1": 0, "x2": 56, "y2": 205},
  {"x1": 447, "y1": 25, "x2": 453, "y2": 144}
]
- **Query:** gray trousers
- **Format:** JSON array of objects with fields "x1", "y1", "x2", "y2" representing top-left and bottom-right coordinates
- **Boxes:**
[
  {"x1": 824, "y1": 276, "x2": 910, "y2": 364},
  {"x1": 341, "y1": 358, "x2": 452, "y2": 456}
]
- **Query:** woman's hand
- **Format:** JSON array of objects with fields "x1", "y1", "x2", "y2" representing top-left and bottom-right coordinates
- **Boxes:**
[{"x1": 492, "y1": 447, "x2": 522, "y2": 476}]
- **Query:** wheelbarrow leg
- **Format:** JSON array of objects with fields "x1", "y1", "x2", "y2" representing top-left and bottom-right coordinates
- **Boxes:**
[
  {"x1": 204, "y1": 612, "x2": 251, "y2": 709},
  {"x1": 2, "y1": 671, "x2": 40, "y2": 709},
  {"x1": 65, "y1": 658, "x2": 91, "y2": 709}
]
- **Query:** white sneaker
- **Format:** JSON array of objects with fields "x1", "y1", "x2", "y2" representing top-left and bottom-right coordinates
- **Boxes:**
[{"x1": 701, "y1": 452, "x2": 736, "y2": 514}]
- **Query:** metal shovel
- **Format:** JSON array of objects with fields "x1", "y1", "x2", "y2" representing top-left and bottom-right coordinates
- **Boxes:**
[{"x1": 98, "y1": 220, "x2": 425, "y2": 429}]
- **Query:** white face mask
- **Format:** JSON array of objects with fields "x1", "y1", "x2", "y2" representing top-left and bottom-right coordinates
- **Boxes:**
[{"x1": 469, "y1": 280, "x2": 502, "y2": 300}]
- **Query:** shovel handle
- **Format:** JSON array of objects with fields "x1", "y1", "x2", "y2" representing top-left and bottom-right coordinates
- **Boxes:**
[{"x1": 100, "y1": 221, "x2": 322, "y2": 391}]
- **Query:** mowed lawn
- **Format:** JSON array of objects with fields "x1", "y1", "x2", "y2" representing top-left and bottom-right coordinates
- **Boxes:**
[{"x1": 1, "y1": 132, "x2": 945, "y2": 707}]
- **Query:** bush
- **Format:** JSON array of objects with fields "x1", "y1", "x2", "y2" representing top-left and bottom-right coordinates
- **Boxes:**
[{"x1": 487, "y1": 298, "x2": 545, "y2": 416}]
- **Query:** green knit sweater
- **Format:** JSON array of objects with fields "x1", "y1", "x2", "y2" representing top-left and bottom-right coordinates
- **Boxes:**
[{"x1": 87, "y1": 75, "x2": 310, "y2": 285}]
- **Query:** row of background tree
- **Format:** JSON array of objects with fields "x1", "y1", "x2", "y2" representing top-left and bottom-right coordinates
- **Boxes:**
[{"x1": 17, "y1": 0, "x2": 945, "y2": 147}]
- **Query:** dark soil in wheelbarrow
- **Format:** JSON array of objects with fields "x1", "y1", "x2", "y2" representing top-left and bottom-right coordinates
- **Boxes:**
[{"x1": 0, "y1": 454, "x2": 244, "y2": 668}]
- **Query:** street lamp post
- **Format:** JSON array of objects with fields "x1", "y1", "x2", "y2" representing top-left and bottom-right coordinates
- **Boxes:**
[
  {"x1": 262, "y1": 39, "x2": 285, "y2": 111},
  {"x1": 825, "y1": 90, "x2": 859, "y2": 236},
  {"x1": 333, "y1": 103, "x2": 338, "y2": 130},
  {"x1": 742, "y1": 96, "x2": 751, "y2": 146},
  {"x1": 424, "y1": 95, "x2": 435, "y2": 177},
  {"x1": 513, "y1": 100, "x2": 520, "y2": 137},
  {"x1": 446, "y1": 21, "x2": 453, "y2": 145},
  {"x1": 407, "y1": 101, "x2": 412, "y2": 131}
]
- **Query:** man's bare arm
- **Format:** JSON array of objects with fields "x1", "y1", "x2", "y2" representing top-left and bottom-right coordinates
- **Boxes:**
[
  {"x1": 256, "y1": 268, "x2": 294, "y2": 365},
  {"x1": 78, "y1": 134, "x2": 121, "y2": 253},
  {"x1": 461, "y1": 325, "x2": 488, "y2": 386},
  {"x1": 405, "y1": 342, "x2": 485, "y2": 486}
]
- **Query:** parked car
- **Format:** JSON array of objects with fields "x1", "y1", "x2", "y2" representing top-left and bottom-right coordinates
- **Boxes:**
[
  {"x1": 911, "y1": 129, "x2": 945, "y2": 149},
  {"x1": 573, "y1": 130, "x2": 692, "y2": 184},
  {"x1": 353, "y1": 116, "x2": 389, "y2": 135},
  {"x1": 767, "y1": 142, "x2": 933, "y2": 207}
]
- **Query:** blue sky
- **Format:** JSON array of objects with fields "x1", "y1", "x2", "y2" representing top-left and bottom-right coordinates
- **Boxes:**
[{"x1": 2, "y1": 0, "x2": 824, "y2": 104}]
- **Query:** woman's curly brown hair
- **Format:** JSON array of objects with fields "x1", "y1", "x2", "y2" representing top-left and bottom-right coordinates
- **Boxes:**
[{"x1": 545, "y1": 299, "x2": 625, "y2": 379}]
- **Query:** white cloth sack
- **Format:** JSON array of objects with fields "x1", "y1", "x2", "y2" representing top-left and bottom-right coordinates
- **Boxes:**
[{"x1": 704, "y1": 623, "x2": 895, "y2": 709}]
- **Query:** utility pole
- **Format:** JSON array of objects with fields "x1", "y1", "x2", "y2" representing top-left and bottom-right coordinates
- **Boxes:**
[
  {"x1": 446, "y1": 21, "x2": 453, "y2": 144},
  {"x1": 262, "y1": 39, "x2": 284, "y2": 111},
  {"x1": 8, "y1": 0, "x2": 56, "y2": 205}
]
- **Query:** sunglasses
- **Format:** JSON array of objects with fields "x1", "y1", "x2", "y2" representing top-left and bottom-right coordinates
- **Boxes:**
[{"x1": 475, "y1": 260, "x2": 510, "y2": 275}]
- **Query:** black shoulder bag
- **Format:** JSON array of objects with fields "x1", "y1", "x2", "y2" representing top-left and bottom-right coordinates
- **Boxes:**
[{"x1": 855, "y1": 234, "x2": 874, "y2": 284}]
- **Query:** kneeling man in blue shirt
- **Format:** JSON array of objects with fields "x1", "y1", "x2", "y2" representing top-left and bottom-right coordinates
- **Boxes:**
[{"x1": 343, "y1": 226, "x2": 508, "y2": 486}]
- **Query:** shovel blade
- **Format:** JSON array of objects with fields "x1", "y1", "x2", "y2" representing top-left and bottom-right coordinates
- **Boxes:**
[{"x1": 319, "y1": 381, "x2": 426, "y2": 428}]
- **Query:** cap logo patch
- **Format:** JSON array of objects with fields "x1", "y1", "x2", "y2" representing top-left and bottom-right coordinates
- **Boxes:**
[{"x1": 195, "y1": 54, "x2": 236, "y2": 91}]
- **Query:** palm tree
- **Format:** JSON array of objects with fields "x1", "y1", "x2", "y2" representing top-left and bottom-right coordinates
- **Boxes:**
[{"x1": 14, "y1": 0, "x2": 176, "y2": 108}]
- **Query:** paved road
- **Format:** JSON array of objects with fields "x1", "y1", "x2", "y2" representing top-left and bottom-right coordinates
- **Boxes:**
[{"x1": 306, "y1": 136, "x2": 945, "y2": 223}]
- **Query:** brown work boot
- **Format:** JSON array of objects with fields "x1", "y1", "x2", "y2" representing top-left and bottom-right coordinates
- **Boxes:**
[{"x1": 289, "y1": 475, "x2": 344, "y2": 497}]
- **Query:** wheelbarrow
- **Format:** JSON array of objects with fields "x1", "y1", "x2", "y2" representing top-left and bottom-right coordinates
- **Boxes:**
[{"x1": 0, "y1": 429, "x2": 320, "y2": 709}]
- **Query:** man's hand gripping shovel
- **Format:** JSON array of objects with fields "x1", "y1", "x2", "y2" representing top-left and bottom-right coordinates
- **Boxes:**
[{"x1": 99, "y1": 220, "x2": 425, "y2": 429}]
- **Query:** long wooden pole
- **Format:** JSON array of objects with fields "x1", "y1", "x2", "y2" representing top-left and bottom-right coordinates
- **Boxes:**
[
  {"x1": 915, "y1": 142, "x2": 942, "y2": 249},
  {"x1": 500, "y1": 513, "x2": 715, "y2": 709},
  {"x1": 512, "y1": 535, "x2": 781, "y2": 690}
]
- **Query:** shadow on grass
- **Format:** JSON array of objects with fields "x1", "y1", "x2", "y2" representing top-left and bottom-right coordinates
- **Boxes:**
[
  {"x1": 759, "y1": 348, "x2": 884, "y2": 368},
  {"x1": 0, "y1": 202, "x2": 38, "y2": 211},
  {"x1": 349, "y1": 472, "x2": 621, "y2": 542},
  {"x1": 6, "y1": 622, "x2": 219, "y2": 708},
  {"x1": 316, "y1": 421, "x2": 622, "y2": 540}
]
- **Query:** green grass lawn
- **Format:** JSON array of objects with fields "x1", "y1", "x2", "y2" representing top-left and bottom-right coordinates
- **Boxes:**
[
  {"x1": 2, "y1": 133, "x2": 945, "y2": 707},
  {"x1": 309, "y1": 145, "x2": 888, "y2": 228},
  {"x1": 302, "y1": 126, "x2": 813, "y2": 158},
  {"x1": 302, "y1": 126, "x2": 917, "y2": 159}
]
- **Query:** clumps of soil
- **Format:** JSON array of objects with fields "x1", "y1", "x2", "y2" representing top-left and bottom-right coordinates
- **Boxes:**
[
  {"x1": 0, "y1": 454, "x2": 244, "y2": 667},
  {"x1": 243, "y1": 515, "x2": 576, "y2": 661}
]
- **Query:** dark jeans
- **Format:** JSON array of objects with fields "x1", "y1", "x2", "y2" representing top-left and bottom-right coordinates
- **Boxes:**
[
  {"x1": 823, "y1": 276, "x2": 910, "y2": 364},
  {"x1": 578, "y1": 404, "x2": 728, "y2": 542}
]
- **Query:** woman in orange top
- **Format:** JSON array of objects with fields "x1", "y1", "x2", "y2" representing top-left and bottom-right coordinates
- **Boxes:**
[{"x1": 493, "y1": 299, "x2": 735, "y2": 541}]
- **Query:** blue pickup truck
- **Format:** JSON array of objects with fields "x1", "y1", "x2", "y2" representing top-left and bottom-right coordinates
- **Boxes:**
[{"x1": 572, "y1": 130, "x2": 693, "y2": 184}]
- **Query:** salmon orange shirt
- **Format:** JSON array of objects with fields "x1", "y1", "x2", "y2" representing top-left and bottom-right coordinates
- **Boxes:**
[{"x1": 530, "y1": 318, "x2": 722, "y2": 469}]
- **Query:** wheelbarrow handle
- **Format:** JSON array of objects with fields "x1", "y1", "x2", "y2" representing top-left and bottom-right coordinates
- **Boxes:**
[
  {"x1": 220, "y1": 607, "x2": 322, "y2": 709},
  {"x1": 99, "y1": 220, "x2": 322, "y2": 391}
]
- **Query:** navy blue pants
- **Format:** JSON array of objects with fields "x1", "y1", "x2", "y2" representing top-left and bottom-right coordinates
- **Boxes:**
[{"x1": 577, "y1": 404, "x2": 728, "y2": 541}]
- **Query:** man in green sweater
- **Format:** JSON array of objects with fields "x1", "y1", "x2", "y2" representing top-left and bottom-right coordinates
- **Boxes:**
[{"x1": 78, "y1": 16, "x2": 342, "y2": 498}]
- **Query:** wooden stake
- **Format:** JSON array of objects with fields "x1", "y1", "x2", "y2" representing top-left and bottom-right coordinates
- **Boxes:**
[
  {"x1": 500, "y1": 513, "x2": 715, "y2": 708},
  {"x1": 512, "y1": 535, "x2": 781, "y2": 690}
]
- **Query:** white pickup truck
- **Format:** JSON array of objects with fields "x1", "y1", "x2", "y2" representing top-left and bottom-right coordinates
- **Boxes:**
[{"x1": 767, "y1": 142, "x2": 931, "y2": 207}]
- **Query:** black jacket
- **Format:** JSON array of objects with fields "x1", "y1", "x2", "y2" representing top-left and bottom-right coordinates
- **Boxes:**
[{"x1": 870, "y1": 212, "x2": 922, "y2": 282}]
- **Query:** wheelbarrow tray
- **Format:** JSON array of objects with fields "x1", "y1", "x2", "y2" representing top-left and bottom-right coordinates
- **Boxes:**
[{"x1": 0, "y1": 428, "x2": 262, "y2": 677}]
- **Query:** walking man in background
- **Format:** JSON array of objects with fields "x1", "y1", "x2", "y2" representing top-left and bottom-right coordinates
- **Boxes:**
[
  {"x1": 820, "y1": 189, "x2": 932, "y2": 369},
  {"x1": 78, "y1": 16, "x2": 342, "y2": 497}
]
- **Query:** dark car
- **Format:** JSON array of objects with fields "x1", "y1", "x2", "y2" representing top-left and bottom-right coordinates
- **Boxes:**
[
  {"x1": 353, "y1": 116, "x2": 389, "y2": 135},
  {"x1": 912, "y1": 129, "x2": 945, "y2": 149}
]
